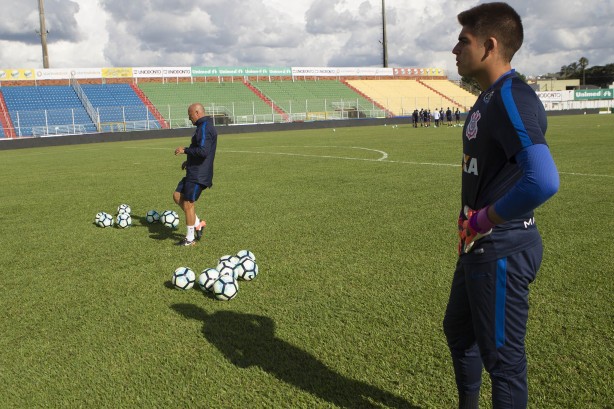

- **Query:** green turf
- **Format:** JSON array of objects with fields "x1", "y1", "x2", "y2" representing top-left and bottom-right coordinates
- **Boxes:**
[{"x1": 0, "y1": 115, "x2": 612, "y2": 408}]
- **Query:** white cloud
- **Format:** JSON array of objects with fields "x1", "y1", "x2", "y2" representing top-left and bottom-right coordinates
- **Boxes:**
[{"x1": 0, "y1": 0, "x2": 612, "y2": 78}]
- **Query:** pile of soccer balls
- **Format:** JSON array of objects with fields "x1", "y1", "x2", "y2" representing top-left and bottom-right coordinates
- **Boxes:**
[
  {"x1": 145, "y1": 209, "x2": 180, "y2": 229},
  {"x1": 172, "y1": 250, "x2": 258, "y2": 301},
  {"x1": 94, "y1": 204, "x2": 132, "y2": 228},
  {"x1": 94, "y1": 205, "x2": 180, "y2": 229}
]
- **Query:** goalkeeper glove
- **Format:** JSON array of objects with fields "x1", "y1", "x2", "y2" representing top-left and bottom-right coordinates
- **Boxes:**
[{"x1": 458, "y1": 205, "x2": 495, "y2": 254}]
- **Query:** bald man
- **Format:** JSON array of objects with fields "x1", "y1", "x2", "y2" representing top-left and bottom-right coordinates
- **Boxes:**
[{"x1": 173, "y1": 103, "x2": 218, "y2": 246}]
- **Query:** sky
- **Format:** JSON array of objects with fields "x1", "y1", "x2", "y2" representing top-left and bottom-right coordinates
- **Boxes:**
[{"x1": 1, "y1": 0, "x2": 613, "y2": 80}]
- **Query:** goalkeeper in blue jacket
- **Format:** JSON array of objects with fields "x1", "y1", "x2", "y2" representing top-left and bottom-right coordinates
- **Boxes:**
[{"x1": 443, "y1": 3, "x2": 560, "y2": 409}]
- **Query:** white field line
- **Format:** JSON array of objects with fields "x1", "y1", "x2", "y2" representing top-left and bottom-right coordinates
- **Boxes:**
[
  {"x1": 221, "y1": 149, "x2": 459, "y2": 168},
  {"x1": 123, "y1": 145, "x2": 614, "y2": 177}
]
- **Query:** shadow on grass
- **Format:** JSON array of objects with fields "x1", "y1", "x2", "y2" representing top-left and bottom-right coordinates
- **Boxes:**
[
  {"x1": 132, "y1": 214, "x2": 183, "y2": 241},
  {"x1": 171, "y1": 303, "x2": 421, "y2": 409}
]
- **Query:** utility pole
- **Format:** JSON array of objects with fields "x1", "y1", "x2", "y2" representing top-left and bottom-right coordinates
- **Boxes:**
[
  {"x1": 38, "y1": 0, "x2": 50, "y2": 68},
  {"x1": 382, "y1": 0, "x2": 388, "y2": 68}
]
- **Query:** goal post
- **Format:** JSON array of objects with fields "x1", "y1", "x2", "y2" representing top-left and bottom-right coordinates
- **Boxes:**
[{"x1": 99, "y1": 122, "x2": 126, "y2": 132}]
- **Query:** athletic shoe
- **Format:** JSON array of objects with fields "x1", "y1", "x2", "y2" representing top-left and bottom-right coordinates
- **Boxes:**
[
  {"x1": 175, "y1": 237, "x2": 196, "y2": 246},
  {"x1": 195, "y1": 220, "x2": 207, "y2": 241}
]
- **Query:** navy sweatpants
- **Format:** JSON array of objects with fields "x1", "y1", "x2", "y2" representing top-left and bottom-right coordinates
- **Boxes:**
[{"x1": 443, "y1": 242, "x2": 542, "y2": 408}]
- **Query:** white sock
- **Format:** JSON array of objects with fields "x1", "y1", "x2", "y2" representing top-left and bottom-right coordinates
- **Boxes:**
[
  {"x1": 186, "y1": 226, "x2": 195, "y2": 241},
  {"x1": 194, "y1": 216, "x2": 200, "y2": 228}
]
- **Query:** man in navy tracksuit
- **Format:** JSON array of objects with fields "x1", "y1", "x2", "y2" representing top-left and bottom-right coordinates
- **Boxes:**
[
  {"x1": 444, "y1": 3, "x2": 559, "y2": 408},
  {"x1": 173, "y1": 103, "x2": 217, "y2": 246}
]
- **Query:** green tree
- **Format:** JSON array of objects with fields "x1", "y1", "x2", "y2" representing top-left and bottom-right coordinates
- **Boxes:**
[{"x1": 579, "y1": 57, "x2": 589, "y2": 85}]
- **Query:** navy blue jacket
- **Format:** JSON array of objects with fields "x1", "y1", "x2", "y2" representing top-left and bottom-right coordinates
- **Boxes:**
[
  {"x1": 184, "y1": 116, "x2": 217, "y2": 187},
  {"x1": 460, "y1": 70, "x2": 555, "y2": 262}
]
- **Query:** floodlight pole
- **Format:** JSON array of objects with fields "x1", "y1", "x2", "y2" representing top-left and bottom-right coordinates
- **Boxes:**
[
  {"x1": 382, "y1": 0, "x2": 388, "y2": 68},
  {"x1": 38, "y1": 0, "x2": 50, "y2": 68}
]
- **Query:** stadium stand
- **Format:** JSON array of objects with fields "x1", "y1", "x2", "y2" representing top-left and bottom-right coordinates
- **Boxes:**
[
  {"x1": 0, "y1": 76, "x2": 477, "y2": 137},
  {"x1": 1, "y1": 85, "x2": 96, "y2": 137},
  {"x1": 81, "y1": 84, "x2": 162, "y2": 131},
  {"x1": 250, "y1": 80, "x2": 387, "y2": 121},
  {"x1": 0, "y1": 90, "x2": 12, "y2": 138},
  {"x1": 138, "y1": 82, "x2": 276, "y2": 126},
  {"x1": 419, "y1": 79, "x2": 476, "y2": 110},
  {"x1": 345, "y1": 79, "x2": 470, "y2": 115}
]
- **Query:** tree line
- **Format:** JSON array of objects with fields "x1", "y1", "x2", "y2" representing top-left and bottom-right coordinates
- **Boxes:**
[{"x1": 557, "y1": 58, "x2": 614, "y2": 88}]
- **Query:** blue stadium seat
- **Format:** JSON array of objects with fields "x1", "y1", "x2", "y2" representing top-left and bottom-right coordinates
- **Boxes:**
[
  {"x1": 82, "y1": 84, "x2": 161, "y2": 130},
  {"x1": 2, "y1": 86, "x2": 97, "y2": 136}
]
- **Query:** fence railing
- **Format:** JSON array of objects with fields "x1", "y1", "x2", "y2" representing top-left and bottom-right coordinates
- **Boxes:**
[{"x1": 0, "y1": 96, "x2": 476, "y2": 138}]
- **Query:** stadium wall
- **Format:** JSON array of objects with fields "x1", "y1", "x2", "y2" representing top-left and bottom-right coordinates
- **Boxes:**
[{"x1": 0, "y1": 109, "x2": 600, "y2": 151}]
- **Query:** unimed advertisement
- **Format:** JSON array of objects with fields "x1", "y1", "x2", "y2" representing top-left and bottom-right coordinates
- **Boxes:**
[{"x1": 574, "y1": 89, "x2": 614, "y2": 100}]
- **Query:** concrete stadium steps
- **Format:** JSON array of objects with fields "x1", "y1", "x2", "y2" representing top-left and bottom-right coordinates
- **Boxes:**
[
  {"x1": 251, "y1": 80, "x2": 382, "y2": 119},
  {"x1": 138, "y1": 82, "x2": 275, "y2": 127},
  {"x1": 345, "y1": 79, "x2": 472, "y2": 116},
  {"x1": 0, "y1": 90, "x2": 14, "y2": 137},
  {"x1": 418, "y1": 79, "x2": 475, "y2": 111}
]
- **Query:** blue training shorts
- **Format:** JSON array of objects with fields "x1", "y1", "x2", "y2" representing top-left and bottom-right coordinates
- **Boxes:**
[{"x1": 175, "y1": 178, "x2": 206, "y2": 202}]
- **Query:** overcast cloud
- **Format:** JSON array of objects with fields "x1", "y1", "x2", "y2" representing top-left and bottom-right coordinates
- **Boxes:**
[{"x1": 0, "y1": 0, "x2": 612, "y2": 79}]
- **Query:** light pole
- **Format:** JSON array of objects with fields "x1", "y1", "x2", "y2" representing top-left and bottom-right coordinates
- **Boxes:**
[
  {"x1": 382, "y1": 0, "x2": 388, "y2": 68},
  {"x1": 38, "y1": 0, "x2": 50, "y2": 68}
]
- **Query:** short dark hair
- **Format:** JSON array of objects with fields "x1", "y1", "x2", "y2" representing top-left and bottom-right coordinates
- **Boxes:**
[{"x1": 457, "y1": 2, "x2": 523, "y2": 62}]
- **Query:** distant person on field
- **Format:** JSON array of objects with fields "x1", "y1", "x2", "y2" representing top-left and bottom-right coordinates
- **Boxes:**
[
  {"x1": 173, "y1": 103, "x2": 217, "y2": 246},
  {"x1": 455, "y1": 108, "x2": 461, "y2": 124},
  {"x1": 443, "y1": 2, "x2": 559, "y2": 408},
  {"x1": 412, "y1": 109, "x2": 419, "y2": 128},
  {"x1": 446, "y1": 107, "x2": 453, "y2": 126},
  {"x1": 433, "y1": 108, "x2": 441, "y2": 127}
]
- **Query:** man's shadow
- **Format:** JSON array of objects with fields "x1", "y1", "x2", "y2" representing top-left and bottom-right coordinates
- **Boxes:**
[
  {"x1": 171, "y1": 304, "x2": 420, "y2": 409},
  {"x1": 132, "y1": 214, "x2": 183, "y2": 241}
]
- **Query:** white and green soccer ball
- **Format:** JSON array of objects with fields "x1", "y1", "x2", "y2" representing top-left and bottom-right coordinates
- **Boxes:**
[
  {"x1": 236, "y1": 249, "x2": 256, "y2": 261},
  {"x1": 146, "y1": 210, "x2": 160, "y2": 224},
  {"x1": 117, "y1": 204, "x2": 131, "y2": 214},
  {"x1": 197, "y1": 268, "x2": 220, "y2": 292},
  {"x1": 212, "y1": 274, "x2": 239, "y2": 301},
  {"x1": 172, "y1": 267, "x2": 196, "y2": 290},
  {"x1": 96, "y1": 212, "x2": 113, "y2": 228},
  {"x1": 116, "y1": 213, "x2": 132, "y2": 228},
  {"x1": 160, "y1": 210, "x2": 179, "y2": 229},
  {"x1": 234, "y1": 256, "x2": 259, "y2": 281},
  {"x1": 217, "y1": 255, "x2": 240, "y2": 279}
]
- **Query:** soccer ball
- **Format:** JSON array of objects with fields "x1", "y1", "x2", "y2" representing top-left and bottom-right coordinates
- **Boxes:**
[
  {"x1": 146, "y1": 210, "x2": 160, "y2": 224},
  {"x1": 96, "y1": 212, "x2": 113, "y2": 228},
  {"x1": 236, "y1": 249, "x2": 256, "y2": 261},
  {"x1": 116, "y1": 213, "x2": 132, "y2": 228},
  {"x1": 212, "y1": 274, "x2": 239, "y2": 301},
  {"x1": 234, "y1": 256, "x2": 259, "y2": 281},
  {"x1": 197, "y1": 268, "x2": 220, "y2": 292},
  {"x1": 172, "y1": 267, "x2": 196, "y2": 290},
  {"x1": 117, "y1": 204, "x2": 131, "y2": 214},
  {"x1": 161, "y1": 210, "x2": 179, "y2": 229},
  {"x1": 219, "y1": 254, "x2": 240, "y2": 265},
  {"x1": 217, "y1": 255, "x2": 240, "y2": 279},
  {"x1": 94, "y1": 212, "x2": 105, "y2": 225}
]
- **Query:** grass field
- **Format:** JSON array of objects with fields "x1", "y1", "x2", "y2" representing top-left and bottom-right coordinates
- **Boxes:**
[{"x1": 0, "y1": 114, "x2": 612, "y2": 408}]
